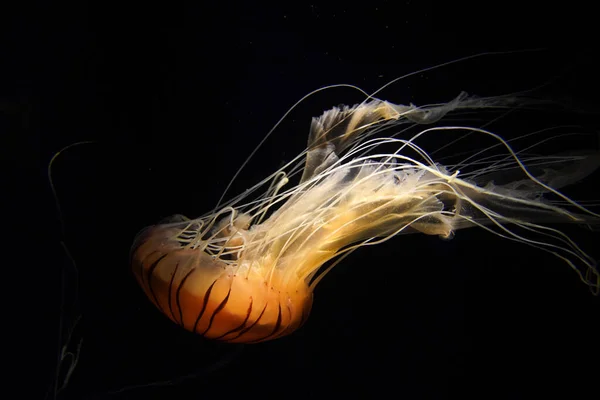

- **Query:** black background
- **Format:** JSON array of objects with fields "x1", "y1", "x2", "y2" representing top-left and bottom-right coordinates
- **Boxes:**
[{"x1": 4, "y1": 2, "x2": 600, "y2": 399}]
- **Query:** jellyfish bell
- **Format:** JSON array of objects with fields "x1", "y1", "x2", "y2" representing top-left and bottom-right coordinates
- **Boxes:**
[{"x1": 130, "y1": 76, "x2": 600, "y2": 344}]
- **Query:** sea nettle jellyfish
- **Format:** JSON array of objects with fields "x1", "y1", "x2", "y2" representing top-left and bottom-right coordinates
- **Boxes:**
[{"x1": 130, "y1": 58, "x2": 600, "y2": 344}]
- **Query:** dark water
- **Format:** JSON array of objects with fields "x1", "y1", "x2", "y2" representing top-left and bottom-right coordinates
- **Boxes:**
[{"x1": 5, "y1": 3, "x2": 600, "y2": 399}]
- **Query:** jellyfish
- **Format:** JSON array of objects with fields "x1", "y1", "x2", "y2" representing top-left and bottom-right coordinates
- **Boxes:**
[{"x1": 130, "y1": 81, "x2": 600, "y2": 344}]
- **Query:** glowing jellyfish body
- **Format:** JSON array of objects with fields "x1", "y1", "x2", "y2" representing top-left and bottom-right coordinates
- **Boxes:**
[{"x1": 130, "y1": 91, "x2": 600, "y2": 343}]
